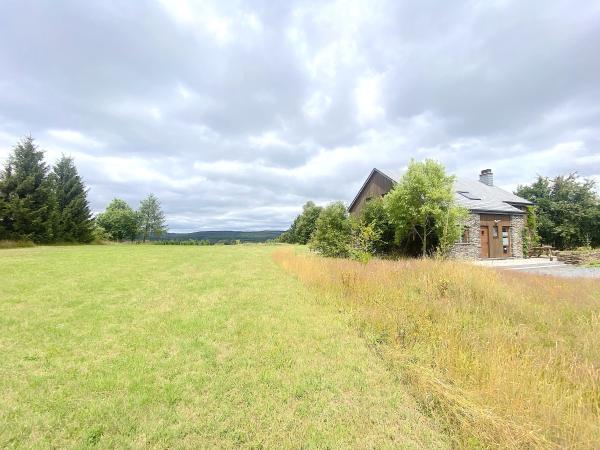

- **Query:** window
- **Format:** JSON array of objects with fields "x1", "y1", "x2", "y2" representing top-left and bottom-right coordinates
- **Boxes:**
[
  {"x1": 458, "y1": 191, "x2": 482, "y2": 200},
  {"x1": 502, "y1": 226, "x2": 510, "y2": 254},
  {"x1": 492, "y1": 225, "x2": 499, "y2": 238},
  {"x1": 460, "y1": 227, "x2": 469, "y2": 243}
]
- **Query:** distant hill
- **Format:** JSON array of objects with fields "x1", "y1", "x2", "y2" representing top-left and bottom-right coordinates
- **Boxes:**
[{"x1": 157, "y1": 230, "x2": 284, "y2": 243}]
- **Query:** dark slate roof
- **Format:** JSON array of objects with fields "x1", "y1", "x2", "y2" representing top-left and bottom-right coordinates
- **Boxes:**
[
  {"x1": 453, "y1": 178, "x2": 532, "y2": 214},
  {"x1": 357, "y1": 168, "x2": 533, "y2": 215}
]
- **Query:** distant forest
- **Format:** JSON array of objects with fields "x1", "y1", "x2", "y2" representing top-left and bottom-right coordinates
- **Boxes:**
[{"x1": 157, "y1": 230, "x2": 283, "y2": 244}]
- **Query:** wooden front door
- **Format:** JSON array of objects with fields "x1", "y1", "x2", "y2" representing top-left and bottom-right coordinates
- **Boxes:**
[{"x1": 480, "y1": 226, "x2": 490, "y2": 258}]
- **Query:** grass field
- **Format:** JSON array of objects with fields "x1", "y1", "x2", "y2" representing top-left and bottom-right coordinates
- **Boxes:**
[
  {"x1": 275, "y1": 248, "x2": 600, "y2": 449},
  {"x1": 0, "y1": 245, "x2": 447, "y2": 449}
]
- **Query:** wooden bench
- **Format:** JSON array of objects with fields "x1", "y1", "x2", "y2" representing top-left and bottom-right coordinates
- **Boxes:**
[{"x1": 529, "y1": 245, "x2": 555, "y2": 260}]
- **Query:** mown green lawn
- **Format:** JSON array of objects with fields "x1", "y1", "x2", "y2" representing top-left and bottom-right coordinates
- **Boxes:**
[{"x1": 0, "y1": 245, "x2": 446, "y2": 449}]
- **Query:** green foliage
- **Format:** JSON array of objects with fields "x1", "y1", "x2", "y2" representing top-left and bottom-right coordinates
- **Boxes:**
[
  {"x1": 349, "y1": 219, "x2": 381, "y2": 263},
  {"x1": 96, "y1": 199, "x2": 140, "y2": 241},
  {"x1": 356, "y1": 197, "x2": 395, "y2": 254},
  {"x1": 0, "y1": 137, "x2": 54, "y2": 243},
  {"x1": 516, "y1": 174, "x2": 600, "y2": 249},
  {"x1": 138, "y1": 193, "x2": 167, "y2": 242},
  {"x1": 50, "y1": 155, "x2": 94, "y2": 243},
  {"x1": 309, "y1": 202, "x2": 352, "y2": 257},
  {"x1": 384, "y1": 159, "x2": 468, "y2": 257},
  {"x1": 522, "y1": 206, "x2": 540, "y2": 256},
  {"x1": 91, "y1": 224, "x2": 111, "y2": 243},
  {"x1": 279, "y1": 201, "x2": 322, "y2": 244}
]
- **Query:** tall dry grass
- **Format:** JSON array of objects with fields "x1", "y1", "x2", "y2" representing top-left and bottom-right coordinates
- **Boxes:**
[{"x1": 274, "y1": 248, "x2": 600, "y2": 449}]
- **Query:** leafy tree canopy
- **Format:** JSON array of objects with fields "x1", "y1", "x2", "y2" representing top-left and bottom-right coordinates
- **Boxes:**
[
  {"x1": 138, "y1": 193, "x2": 167, "y2": 242},
  {"x1": 96, "y1": 198, "x2": 140, "y2": 242},
  {"x1": 356, "y1": 197, "x2": 395, "y2": 255},
  {"x1": 279, "y1": 201, "x2": 322, "y2": 244},
  {"x1": 516, "y1": 174, "x2": 600, "y2": 249},
  {"x1": 309, "y1": 201, "x2": 352, "y2": 257},
  {"x1": 384, "y1": 159, "x2": 468, "y2": 257}
]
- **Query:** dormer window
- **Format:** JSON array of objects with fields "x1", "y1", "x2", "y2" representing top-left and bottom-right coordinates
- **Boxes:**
[{"x1": 458, "y1": 191, "x2": 481, "y2": 200}]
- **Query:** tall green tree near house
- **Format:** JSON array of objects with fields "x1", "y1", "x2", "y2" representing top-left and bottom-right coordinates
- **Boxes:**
[
  {"x1": 356, "y1": 197, "x2": 395, "y2": 254},
  {"x1": 96, "y1": 198, "x2": 140, "y2": 242},
  {"x1": 0, "y1": 137, "x2": 54, "y2": 242},
  {"x1": 50, "y1": 155, "x2": 94, "y2": 242},
  {"x1": 138, "y1": 193, "x2": 167, "y2": 242},
  {"x1": 384, "y1": 159, "x2": 468, "y2": 257}
]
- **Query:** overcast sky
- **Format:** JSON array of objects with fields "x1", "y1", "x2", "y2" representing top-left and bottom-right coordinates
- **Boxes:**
[{"x1": 1, "y1": 1, "x2": 599, "y2": 232}]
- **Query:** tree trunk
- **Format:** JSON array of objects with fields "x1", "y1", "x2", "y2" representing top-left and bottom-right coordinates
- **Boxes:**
[{"x1": 422, "y1": 224, "x2": 427, "y2": 257}]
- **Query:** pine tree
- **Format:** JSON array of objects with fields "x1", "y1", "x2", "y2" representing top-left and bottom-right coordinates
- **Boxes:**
[
  {"x1": 0, "y1": 163, "x2": 11, "y2": 240},
  {"x1": 138, "y1": 193, "x2": 167, "y2": 242},
  {"x1": 1, "y1": 137, "x2": 54, "y2": 242},
  {"x1": 51, "y1": 155, "x2": 94, "y2": 243}
]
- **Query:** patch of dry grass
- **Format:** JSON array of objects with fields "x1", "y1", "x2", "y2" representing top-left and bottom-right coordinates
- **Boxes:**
[{"x1": 274, "y1": 248, "x2": 600, "y2": 449}]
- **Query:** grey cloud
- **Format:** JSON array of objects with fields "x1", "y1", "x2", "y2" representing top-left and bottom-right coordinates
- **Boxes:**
[{"x1": 1, "y1": 0, "x2": 599, "y2": 231}]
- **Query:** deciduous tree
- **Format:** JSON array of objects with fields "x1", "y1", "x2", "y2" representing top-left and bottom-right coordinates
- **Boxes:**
[
  {"x1": 309, "y1": 201, "x2": 352, "y2": 257},
  {"x1": 516, "y1": 174, "x2": 600, "y2": 249},
  {"x1": 96, "y1": 199, "x2": 139, "y2": 242},
  {"x1": 384, "y1": 159, "x2": 468, "y2": 257},
  {"x1": 138, "y1": 193, "x2": 167, "y2": 242}
]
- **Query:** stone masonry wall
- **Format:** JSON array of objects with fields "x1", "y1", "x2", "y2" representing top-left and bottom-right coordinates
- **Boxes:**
[
  {"x1": 510, "y1": 214, "x2": 525, "y2": 258},
  {"x1": 449, "y1": 213, "x2": 480, "y2": 259}
]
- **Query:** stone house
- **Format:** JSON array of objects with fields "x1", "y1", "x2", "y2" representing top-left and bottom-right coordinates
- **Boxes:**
[{"x1": 348, "y1": 168, "x2": 532, "y2": 259}]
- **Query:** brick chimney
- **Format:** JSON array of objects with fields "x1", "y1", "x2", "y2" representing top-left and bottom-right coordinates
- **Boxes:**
[{"x1": 479, "y1": 169, "x2": 493, "y2": 186}]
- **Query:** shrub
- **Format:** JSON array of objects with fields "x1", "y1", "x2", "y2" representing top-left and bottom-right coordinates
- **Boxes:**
[{"x1": 309, "y1": 202, "x2": 352, "y2": 257}]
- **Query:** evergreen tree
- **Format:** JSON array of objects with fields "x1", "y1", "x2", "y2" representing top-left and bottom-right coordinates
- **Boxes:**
[
  {"x1": 1, "y1": 137, "x2": 53, "y2": 242},
  {"x1": 96, "y1": 199, "x2": 140, "y2": 241},
  {"x1": 0, "y1": 163, "x2": 11, "y2": 239},
  {"x1": 51, "y1": 155, "x2": 94, "y2": 243},
  {"x1": 138, "y1": 193, "x2": 167, "y2": 242}
]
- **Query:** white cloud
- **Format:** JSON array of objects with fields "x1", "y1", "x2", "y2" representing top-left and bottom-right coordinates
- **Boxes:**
[{"x1": 355, "y1": 73, "x2": 386, "y2": 124}]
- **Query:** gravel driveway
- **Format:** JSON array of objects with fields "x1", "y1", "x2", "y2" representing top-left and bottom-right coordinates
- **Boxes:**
[
  {"x1": 474, "y1": 258, "x2": 600, "y2": 279},
  {"x1": 506, "y1": 264, "x2": 600, "y2": 278}
]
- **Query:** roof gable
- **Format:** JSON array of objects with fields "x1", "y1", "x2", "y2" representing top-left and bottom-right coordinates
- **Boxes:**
[{"x1": 348, "y1": 168, "x2": 396, "y2": 212}]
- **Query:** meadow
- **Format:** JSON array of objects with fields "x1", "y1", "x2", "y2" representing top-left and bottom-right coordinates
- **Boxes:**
[
  {"x1": 0, "y1": 245, "x2": 446, "y2": 449},
  {"x1": 274, "y1": 248, "x2": 600, "y2": 449}
]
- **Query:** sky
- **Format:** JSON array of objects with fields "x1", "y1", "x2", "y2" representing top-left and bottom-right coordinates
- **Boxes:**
[{"x1": 1, "y1": 0, "x2": 599, "y2": 232}]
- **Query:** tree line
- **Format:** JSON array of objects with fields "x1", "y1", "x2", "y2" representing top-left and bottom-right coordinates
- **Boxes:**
[
  {"x1": 0, "y1": 137, "x2": 167, "y2": 244},
  {"x1": 280, "y1": 160, "x2": 468, "y2": 259}
]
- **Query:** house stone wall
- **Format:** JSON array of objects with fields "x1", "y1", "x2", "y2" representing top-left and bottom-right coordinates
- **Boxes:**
[
  {"x1": 510, "y1": 214, "x2": 525, "y2": 258},
  {"x1": 449, "y1": 213, "x2": 480, "y2": 259}
]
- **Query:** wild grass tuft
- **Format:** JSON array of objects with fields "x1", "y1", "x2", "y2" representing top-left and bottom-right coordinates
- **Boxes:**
[
  {"x1": 274, "y1": 248, "x2": 600, "y2": 449},
  {"x1": 0, "y1": 239, "x2": 35, "y2": 249}
]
